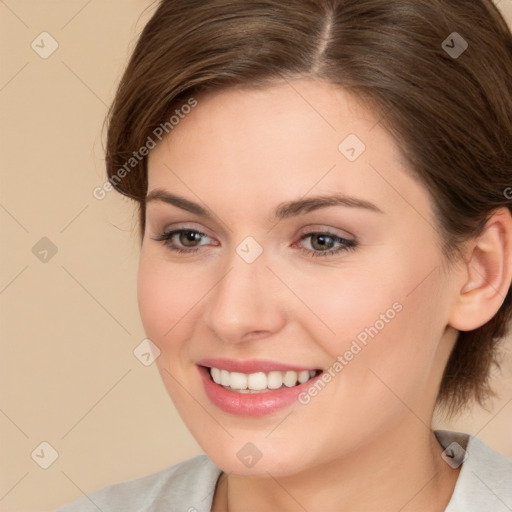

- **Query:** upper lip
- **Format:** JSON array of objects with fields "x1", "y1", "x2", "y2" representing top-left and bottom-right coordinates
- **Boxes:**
[{"x1": 197, "y1": 358, "x2": 320, "y2": 374}]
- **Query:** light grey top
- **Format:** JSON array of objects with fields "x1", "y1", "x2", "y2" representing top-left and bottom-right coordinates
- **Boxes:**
[{"x1": 57, "y1": 430, "x2": 512, "y2": 511}]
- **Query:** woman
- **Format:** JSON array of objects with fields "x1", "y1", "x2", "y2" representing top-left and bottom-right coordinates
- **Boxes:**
[{"x1": 58, "y1": 0, "x2": 512, "y2": 510}]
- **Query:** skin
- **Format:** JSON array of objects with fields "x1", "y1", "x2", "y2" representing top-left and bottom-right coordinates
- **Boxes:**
[{"x1": 138, "y1": 79, "x2": 512, "y2": 511}]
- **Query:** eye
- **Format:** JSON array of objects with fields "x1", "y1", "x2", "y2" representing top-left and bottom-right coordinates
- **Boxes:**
[
  {"x1": 151, "y1": 228, "x2": 214, "y2": 253},
  {"x1": 151, "y1": 228, "x2": 357, "y2": 258},
  {"x1": 295, "y1": 231, "x2": 357, "y2": 258}
]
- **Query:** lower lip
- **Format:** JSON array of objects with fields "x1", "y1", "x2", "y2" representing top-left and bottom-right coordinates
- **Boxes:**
[{"x1": 197, "y1": 365, "x2": 322, "y2": 417}]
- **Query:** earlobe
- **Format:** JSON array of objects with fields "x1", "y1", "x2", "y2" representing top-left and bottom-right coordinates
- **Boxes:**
[{"x1": 449, "y1": 208, "x2": 512, "y2": 332}]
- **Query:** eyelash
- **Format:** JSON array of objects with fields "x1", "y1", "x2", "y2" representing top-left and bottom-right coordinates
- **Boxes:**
[{"x1": 151, "y1": 229, "x2": 357, "y2": 258}]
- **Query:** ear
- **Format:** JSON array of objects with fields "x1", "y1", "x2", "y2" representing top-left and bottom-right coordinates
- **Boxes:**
[{"x1": 448, "y1": 207, "x2": 512, "y2": 332}]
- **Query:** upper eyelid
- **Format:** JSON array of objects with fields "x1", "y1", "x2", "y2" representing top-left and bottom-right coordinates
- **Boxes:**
[
  {"x1": 155, "y1": 221, "x2": 355, "y2": 238},
  {"x1": 155, "y1": 222, "x2": 212, "y2": 238},
  {"x1": 297, "y1": 226, "x2": 354, "y2": 239},
  {"x1": 158, "y1": 227, "x2": 353, "y2": 240}
]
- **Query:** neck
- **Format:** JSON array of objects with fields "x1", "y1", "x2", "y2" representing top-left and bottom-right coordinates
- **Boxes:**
[{"x1": 213, "y1": 424, "x2": 460, "y2": 512}]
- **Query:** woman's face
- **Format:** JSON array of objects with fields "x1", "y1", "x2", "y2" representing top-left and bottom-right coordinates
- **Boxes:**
[{"x1": 138, "y1": 79, "x2": 460, "y2": 476}]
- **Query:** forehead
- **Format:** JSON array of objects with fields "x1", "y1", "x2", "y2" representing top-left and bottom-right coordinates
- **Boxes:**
[
  {"x1": 146, "y1": 79, "x2": 429, "y2": 222},
  {"x1": 150, "y1": 80, "x2": 379, "y2": 164}
]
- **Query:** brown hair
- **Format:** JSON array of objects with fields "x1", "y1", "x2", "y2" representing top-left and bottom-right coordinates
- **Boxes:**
[{"x1": 105, "y1": 0, "x2": 512, "y2": 415}]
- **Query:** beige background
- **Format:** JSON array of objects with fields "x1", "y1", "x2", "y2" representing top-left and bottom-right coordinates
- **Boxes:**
[{"x1": 1, "y1": 1, "x2": 511, "y2": 511}]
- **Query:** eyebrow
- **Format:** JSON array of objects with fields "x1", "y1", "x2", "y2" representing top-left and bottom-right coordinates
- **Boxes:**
[{"x1": 145, "y1": 188, "x2": 384, "y2": 221}]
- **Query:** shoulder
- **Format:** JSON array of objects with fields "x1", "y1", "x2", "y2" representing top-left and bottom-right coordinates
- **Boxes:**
[
  {"x1": 56, "y1": 454, "x2": 222, "y2": 512},
  {"x1": 435, "y1": 429, "x2": 512, "y2": 512}
]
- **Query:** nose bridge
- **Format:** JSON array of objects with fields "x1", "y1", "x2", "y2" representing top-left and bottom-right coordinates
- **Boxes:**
[{"x1": 203, "y1": 243, "x2": 285, "y2": 343}]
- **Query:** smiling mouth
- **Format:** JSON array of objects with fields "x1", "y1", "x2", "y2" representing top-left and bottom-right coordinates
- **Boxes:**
[{"x1": 205, "y1": 366, "x2": 323, "y2": 393}]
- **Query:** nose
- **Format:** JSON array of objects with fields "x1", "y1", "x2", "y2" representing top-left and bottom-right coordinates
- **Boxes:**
[{"x1": 202, "y1": 250, "x2": 287, "y2": 344}]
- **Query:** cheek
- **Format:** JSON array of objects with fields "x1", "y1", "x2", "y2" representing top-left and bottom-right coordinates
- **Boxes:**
[
  {"x1": 278, "y1": 260, "x2": 404, "y2": 356},
  {"x1": 137, "y1": 254, "x2": 203, "y2": 410},
  {"x1": 137, "y1": 257, "x2": 169, "y2": 340},
  {"x1": 137, "y1": 253, "x2": 202, "y2": 350},
  {"x1": 288, "y1": 251, "x2": 446, "y2": 395}
]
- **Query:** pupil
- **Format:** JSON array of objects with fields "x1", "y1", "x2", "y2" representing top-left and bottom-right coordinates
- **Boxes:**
[
  {"x1": 313, "y1": 234, "x2": 333, "y2": 250},
  {"x1": 181, "y1": 231, "x2": 199, "y2": 246}
]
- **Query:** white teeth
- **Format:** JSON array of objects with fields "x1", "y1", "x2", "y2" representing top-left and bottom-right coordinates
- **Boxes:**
[
  {"x1": 247, "y1": 372, "x2": 267, "y2": 391},
  {"x1": 220, "y1": 369, "x2": 230, "y2": 386},
  {"x1": 298, "y1": 370, "x2": 310, "y2": 383},
  {"x1": 283, "y1": 371, "x2": 298, "y2": 387},
  {"x1": 230, "y1": 372, "x2": 247, "y2": 390},
  {"x1": 208, "y1": 367, "x2": 318, "y2": 392},
  {"x1": 267, "y1": 371, "x2": 283, "y2": 389},
  {"x1": 211, "y1": 367, "x2": 221, "y2": 384}
]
